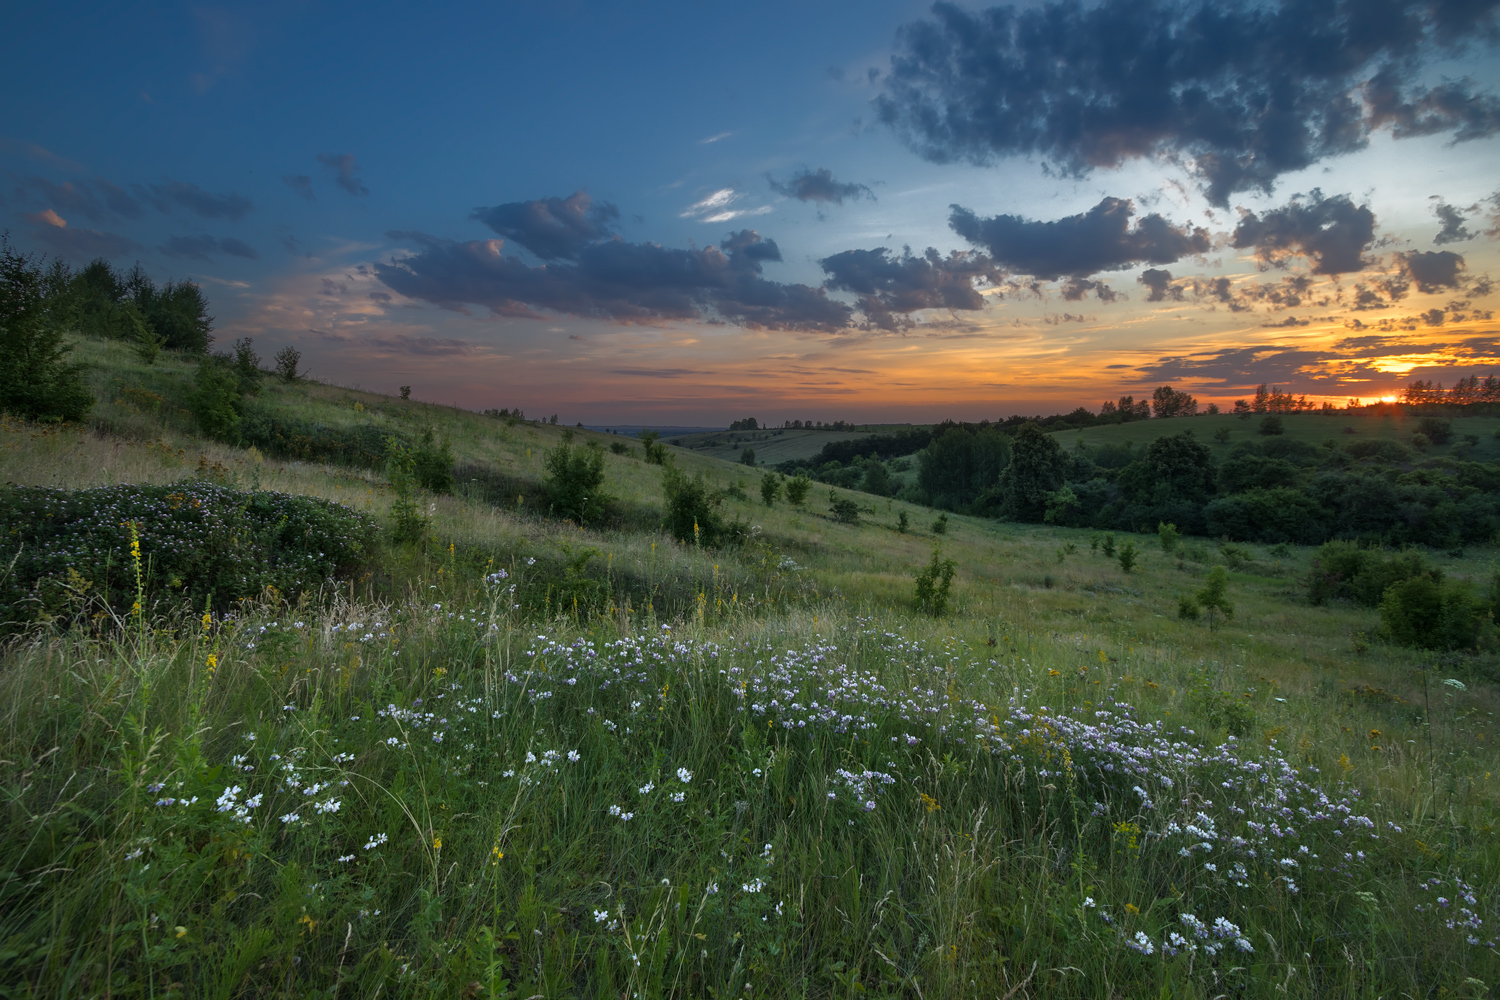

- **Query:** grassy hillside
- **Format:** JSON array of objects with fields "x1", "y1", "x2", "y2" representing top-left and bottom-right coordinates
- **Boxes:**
[
  {"x1": 1, "y1": 337, "x2": 1497, "y2": 997},
  {"x1": 670, "y1": 426, "x2": 913, "y2": 465}
]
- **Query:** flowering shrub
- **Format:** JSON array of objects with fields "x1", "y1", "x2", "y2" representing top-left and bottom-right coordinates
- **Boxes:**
[{"x1": 0, "y1": 481, "x2": 378, "y2": 628}]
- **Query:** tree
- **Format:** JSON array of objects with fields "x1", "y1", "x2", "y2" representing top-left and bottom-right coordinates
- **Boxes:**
[
  {"x1": 143, "y1": 278, "x2": 214, "y2": 352},
  {"x1": 186, "y1": 358, "x2": 242, "y2": 440},
  {"x1": 411, "y1": 427, "x2": 455, "y2": 494},
  {"x1": 759, "y1": 471, "x2": 781, "y2": 506},
  {"x1": 897, "y1": 510, "x2": 909, "y2": 533},
  {"x1": 1158, "y1": 521, "x2": 1181, "y2": 552},
  {"x1": 1117, "y1": 541, "x2": 1138, "y2": 573},
  {"x1": 784, "y1": 475, "x2": 812, "y2": 507},
  {"x1": 996, "y1": 422, "x2": 1065, "y2": 522},
  {"x1": 274, "y1": 345, "x2": 303, "y2": 383},
  {"x1": 918, "y1": 426, "x2": 1009, "y2": 511},
  {"x1": 828, "y1": 490, "x2": 860, "y2": 524},
  {"x1": 639, "y1": 429, "x2": 668, "y2": 465},
  {"x1": 399, "y1": 385, "x2": 411, "y2": 400},
  {"x1": 861, "y1": 460, "x2": 893, "y2": 497},
  {"x1": 1145, "y1": 431, "x2": 1215, "y2": 501},
  {"x1": 545, "y1": 437, "x2": 608, "y2": 524},
  {"x1": 1194, "y1": 565, "x2": 1235, "y2": 628},
  {"x1": 914, "y1": 547, "x2": 956, "y2": 616},
  {"x1": 662, "y1": 465, "x2": 732, "y2": 545},
  {"x1": 230, "y1": 337, "x2": 262, "y2": 395},
  {"x1": 931, "y1": 512, "x2": 949, "y2": 535},
  {"x1": 0, "y1": 236, "x2": 94, "y2": 422},
  {"x1": 1151, "y1": 385, "x2": 1199, "y2": 418},
  {"x1": 740, "y1": 447, "x2": 756, "y2": 466}
]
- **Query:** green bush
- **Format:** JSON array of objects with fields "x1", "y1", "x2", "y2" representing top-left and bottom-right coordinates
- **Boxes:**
[
  {"x1": 384, "y1": 441, "x2": 429, "y2": 544},
  {"x1": 1307, "y1": 542, "x2": 1437, "y2": 607},
  {"x1": 1158, "y1": 521, "x2": 1181, "y2": 552},
  {"x1": 1378, "y1": 575, "x2": 1490, "y2": 650},
  {"x1": 662, "y1": 466, "x2": 738, "y2": 546},
  {"x1": 544, "y1": 437, "x2": 608, "y2": 525},
  {"x1": 0, "y1": 236, "x2": 94, "y2": 423},
  {"x1": 639, "y1": 430, "x2": 668, "y2": 465},
  {"x1": 410, "y1": 427, "x2": 455, "y2": 494},
  {"x1": 186, "y1": 358, "x2": 243, "y2": 440},
  {"x1": 0, "y1": 481, "x2": 378, "y2": 630},
  {"x1": 239, "y1": 410, "x2": 394, "y2": 468},
  {"x1": 829, "y1": 491, "x2": 860, "y2": 524},
  {"x1": 784, "y1": 475, "x2": 812, "y2": 507},
  {"x1": 759, "y1": 471, "x2": 781, "y2": 507},
  {"x1": 914, "y1": 546, "x2": 956, "y2": 615},
  {"x1": 1117, "y1": 540, "x2": 1138, "y2": 573}
]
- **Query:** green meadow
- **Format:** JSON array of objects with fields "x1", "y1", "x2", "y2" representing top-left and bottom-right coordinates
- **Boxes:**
[{"x1": 1, "y1": 335, "x2": 1497, "y2": 998}]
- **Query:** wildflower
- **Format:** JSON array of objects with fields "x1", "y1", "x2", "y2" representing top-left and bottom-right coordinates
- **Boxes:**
[
  {"x1": 742, "y1": 878, "x2": 764, "y2": 893},
  {"x1": 594, "y1": 909, "x2": 610, "y2": 923},
  {"x1": 1082, "y1": 897, "x2": 1096, "y2": 908},
  {"x1": 671, "y1": 791, "x2": 686, "y2": 802},
  {"x1": 337, "y1": 854, "x2": 355, "y2": 862},
  {"x1": 677, "y1": 767, "x2": 693, "y2": 783},
  {"x1": 638, "y1": 782, "x2": 655, "y2": 795},
  {"x1": 568, "y1": 750, "x2": 581, "y2": 762},
  {"x1": 1126, "y1": 931, "x2": 1155, "y2": 955},
  {"x1": 364, "y1": 833, "x2": 388, "y2": 850},
  {"x1": 280, "y1": 812, "x2": 300, "y2": 824},
  {"x1": 206, "y1": 653, "x2": 217, "y2": 673}
]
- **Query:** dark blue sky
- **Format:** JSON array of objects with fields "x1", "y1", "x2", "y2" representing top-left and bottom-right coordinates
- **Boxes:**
[{"x1": 5, "y1": 1, "x2": 1500, "y2": 420}]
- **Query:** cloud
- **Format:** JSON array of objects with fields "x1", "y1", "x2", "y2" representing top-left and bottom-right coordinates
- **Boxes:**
[
  {"x1": 160, "y1": 234, "x2": 260, "y2": 261},
  {"x1": 700, "y1": 132, "x2": 733, "y2": 144},
  {"x1": 317, "y1": 153, "x2": 369, "y2": 196},
  {"x1": 768, "y1": 168, "x2": 873, "y2": 205},
  {"x1": 376, "y1": 226, "x2": 853, "y2": 332},
  {"x1": 1139, "y1": 268, "x2": 1183, "y2": 302},
  {"x1": 1231, "y1": 190, "x2": 1375, "y2": 275},
  {"x1": 284, "y1": 174, "x2": 315, "y2": 201},
  {"x1": 94, "y1": 179, "x2": 142, "y2": 219},
  {"x1": 470, "y1": 191, "x2": 620, "y2": 260},
  {"x1": 148, "y1": 180, "x2": 254, "y2": 221},
  {"x1": 949, "y1": 196, "x2": 1209, "y2": 281},
  {"x1": 681, "y1": 188, "x2": 772, "y2": 224},
  {"x1": 22, "y1": 210, "x2": 139, "y2": 259},
  {"x1": 820, "y1": 245, "x2": 1005, "y2": 330},
  {"x1": 1398, "y1": 249, "x2": 1467, "y2": 292},
  {"x1": 876, "y1": 0, "x2": 1500, "y2": 206},
  {"x1": 1060, "y1": 277, "x2": 1119, "y2": 302}
]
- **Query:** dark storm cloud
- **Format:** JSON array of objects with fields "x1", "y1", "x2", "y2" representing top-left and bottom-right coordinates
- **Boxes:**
[
  {"x1": 470, "y1": 191, "x2": 621, "y2": 261},
  {"x1": 948, "y1": 196, "x2": 1209, "y2": 281},
  {"x1": 376, "y1": 227, "x2": 854, "y2": 332},
  {"x1": 767, "y1": 168, "x2": 874, "y2": 205},
  {"x1": 1431, "y1": 199, "x2": 1477, "y2": 244},
  {"x1": 1231, "y1": 190, "x2": 1376, "y2": 275},
  {"x1": 148, "y1": 180, "x2": 254, "y2": 221},
  {"x1": 1398, "y1": 249, "x2": 1467, "y2": 292},
  {"x1": 160, "y1": 234, "x2": 259, "y2": 261},
  {"x1": 1138, "y1": 268, "x2": 1183, "y2": 302},
  {"x1": 819, "y1": 246, "x2": 1004, "y2": 330},
  {"x1": 876, "y1": 0, "x2": 1500, "y2": 206},
  {"x1": 284, "y1": 174, "x2": 315, "y2": 201},
  {"x1": 317, "y1": 153, "x2": 369, "y2": 196}
]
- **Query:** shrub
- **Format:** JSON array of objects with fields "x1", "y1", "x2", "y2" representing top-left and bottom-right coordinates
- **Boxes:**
[
  {"x1": 741, "y1": 447, "x2": 756, "y2": 466},
  {"x1": 0, "y1": 236, "x2": 94, "y2": 422},
  {"x1": 897, "y1": 510, "x2": 909, "y2": 533},
  {"x1": 1306, "y1": 542, "x2": 1437, "y2": 607},
  {"x1": 273, "y1": 344, "x2": 303, "y2": 382},
  {"x1": 229, "y1": 337, "x2": 263, "y2": 395},
  {"x1": 914, "y1": 547, "x2": 956, "y2": 616},
  {"x1": 1259, "y1": 415, "x2": 1284, "y2": 436},
  {"x1": 1117, "y1": 540, "x2": 1138, "y2": 573},
  {"x1": 186, "y1": 358, "x2": 243, "y2": 441},
  {"x1": 1178, "y1": 594, "x2": 1202, "y2": 619},
  {"x1": 239, "y1": 410, "x2": 394, "y2": 468},
  {"x1": 1379, "y1": 575, "x2": 1489, "y2": 650},
  {"x1": 544, "y1": 438, "x2": 608, "y2": 525},
  {"x1": 662, "y1": 465, "x2": 735, "y2": 546},
  {"x1": 1101, "y1": 533, "x2": 1116, "y2": 557},
  {"x1": 410, "y1": 428, "x2": 455, "y2": 494},
  {"x1": 609, "y1": 440, "x2": 631, "y2": 456},
  {"x1": 1158, "y1": 521, "x2": 1181, "y2": 552},
  {"x1": 759, "y1": 471, "x2": 781, "y2": 507},
  {"x1": 829, "y1": 491, "x2": 860, "y2": 524},
  {"x1": 1195, "y1": 565, "x2": 1234, "y2": 628},
  {"x1": 931, "y1": 512, "x2": 948, "y2": 535},
  {"x1": 385, "y1": 441, "x2": 429, "y2": 544},
  {"x1": 0, "y1": 481, "x2": 378, "y2": 630},
  {"x1": 784, "y1": 475, "x2": 812, "y2": 507},
  {"x1": 639, "y1": 430, "x2": 668, "y2": 465},
  {"x1": 1415, "y1": 416, "x2": 1452, "y2": 445}
]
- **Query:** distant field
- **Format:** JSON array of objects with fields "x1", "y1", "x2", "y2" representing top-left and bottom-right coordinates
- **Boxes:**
[
  {"x1": 1050, "y1": 409, "x2": 1500, "y2": 461},
  {"x1": 669, "y1": 425, "x2": 919, "y2": 464}
]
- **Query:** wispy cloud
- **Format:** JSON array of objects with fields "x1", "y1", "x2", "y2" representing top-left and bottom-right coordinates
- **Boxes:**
[
  {"x1": 699, "y1": 131, "x2": 733, "y2": 144},
  {"x1": 679, "y1": 188, "x2": 772, "y2": 224}
]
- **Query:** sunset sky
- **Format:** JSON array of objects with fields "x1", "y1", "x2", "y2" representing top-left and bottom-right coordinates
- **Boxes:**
[{"x1": 4, "y1": 0, "x2": 1500, "y2": 424}]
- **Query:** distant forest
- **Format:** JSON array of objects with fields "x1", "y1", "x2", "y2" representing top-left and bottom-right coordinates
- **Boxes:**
[{"x1": 772, "y1": 384, "x2": 1500, "y2": 548}]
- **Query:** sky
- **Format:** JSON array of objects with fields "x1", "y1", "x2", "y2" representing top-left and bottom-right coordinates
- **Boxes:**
[{"x1": 3, "y1": 0, "x2": 1500, "y2": 425}]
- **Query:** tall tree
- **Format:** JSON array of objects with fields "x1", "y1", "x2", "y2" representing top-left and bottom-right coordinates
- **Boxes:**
[
  {"x1": 996, "y1": 422, "x2": 1065, "y2": 522},
  {"x1": 0, "y1": 236, "x2": 94, "y2": 422}
]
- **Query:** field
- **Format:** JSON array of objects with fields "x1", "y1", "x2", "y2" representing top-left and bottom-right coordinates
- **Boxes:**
[
  {"x1": 1, "y1": 337, "x2": 1497, "y2": 997},
  {"x1": 669, "y1": 427, "x2": 914, "y2": 466}
]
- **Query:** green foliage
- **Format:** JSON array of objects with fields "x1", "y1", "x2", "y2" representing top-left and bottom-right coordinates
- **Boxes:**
[
  {"x1": 740, "y1": 447, "x2": 756, "y2": 466},
  {"x1": 1158, "y1": 521, "x2": 1181, "y2": 552},
  {"x1": 399, "y1": 384, "x2": 411, "y2": 400},
  {"x1": 1117, "y1": 540, "x2": 1138, "y2": 573},
  {"x1": 1177, "y1": 594, "x2": 1202, "y2": 620},
  {"x1": 186, "y1": 358, "x2": 243, "y2": 441},
  {"x1": 0, "y1": 481, "x2": 377, "y2": 628},
  {"x1": 0, "y1": 236, "x2": 94, "y2": 422},
  {"x1": 1195, "y1": 565, "x2": 1235, "y2": 628},
  {"x1": 931, "y1": 511, "x2": 949, "y2": 535},
  {"x1": 609, "y1": 440, "x2": 631, "y2": 455},
  {"x1": 1101, "y1": 533, "x2": 1116, "y2": 557},
  {"x1": 914, "y1": 546, "x2": 956, "y2": 615},
  {"x1": 860, "y1": 460, "x2": 892, "y2": 497},
  {"x1": 828, "y1": 490, "x2": 860, "y2": 524},
  {"x1": 1213, "y1": 425, "x2": 1232, "y2": 444},
  {"x1": 784, "y1": 474, "x2": 812, "y2": 507},
  {"x1": 917, "y1": 426, "x2": 1009, "y2": 511},
  {"x1": 410, "y1": 427, "x2": 456, "y2": 494},
  {"x1": 1378, "y1": 575, "x2": 1490, "y2": 649},
  {"x1": 995, "y1": 422, "x2": 1064, "y2": 521},
  {"x1": 273, "y1": 344, "x2": 302, "y2": 382},
  {"x1": 544, "y1": 438, "x2": 609, "y2": 525},
  {"x1": 897, "y1": 510, "x2": 909, "y2": 533},
  {"x1": 385, "y1": 440, "x2": 429, "y2": 544},
  {"x1": 1042, "y1": 483, "x2": 1079, "y2": 524},
  {"x1": 125, "y1": 300, "x2": 165, "y2": 364},
  {"x1": 1307, "y1": 542, "x2": 1439, "y2": 607},
  {"x1": 238, "y1": 410, "x2": 394, "y2": 468},
  {"x1": 229, "y1": 337, "x2": 263, "y2": 395},
  {"x1": 1259, "y1": 415, "x2": 1284, "y2": 436},
  {"x1": 662, "y1": 465, "x2": 735, "y2": 546},
  {"x1": 639, "y1": 429, "x2": 668, "y2": 465},
  {"x1": 759, "y1": 471, "x2": 781, "y2": 507}
]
